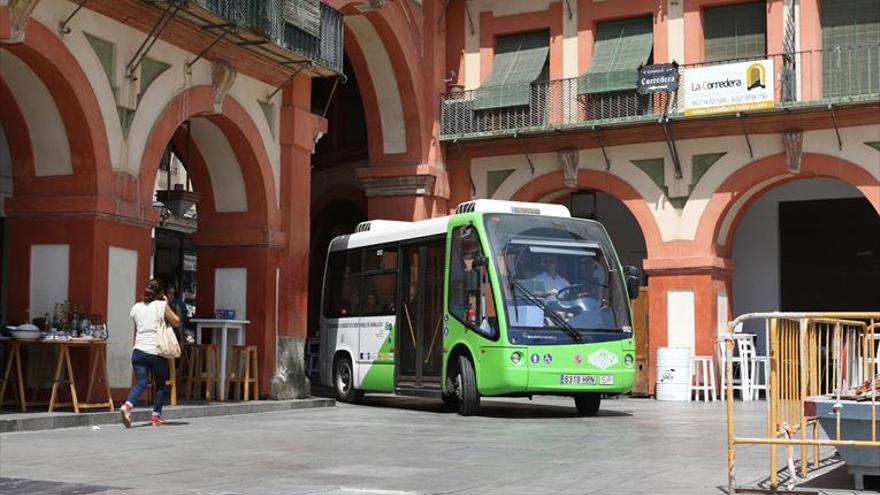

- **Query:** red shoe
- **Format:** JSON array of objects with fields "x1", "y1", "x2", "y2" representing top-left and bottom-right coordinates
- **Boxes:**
[
  {"x1": 150, "y1": 414, "x2": 169, "y2": 426},
  {"x1": 120, "y1": 403, "x2": 132, "y2": 428}
]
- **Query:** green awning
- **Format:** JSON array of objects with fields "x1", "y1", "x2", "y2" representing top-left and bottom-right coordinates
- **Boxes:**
[
  {"x1": 703, "y1": 2, "x2": 767, "y2": 63},
  {"x1": 578, "y1": 16, "x2": 653, "y2": 95},
  {"x1": 821, "y1": 0, "x2": 880, "y2": 98},
  {"x1": 473, "y1": 31, "x2": 549, "y2": 110}
]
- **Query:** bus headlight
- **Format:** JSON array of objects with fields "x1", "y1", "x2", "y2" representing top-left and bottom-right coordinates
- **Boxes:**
[
  {"x1": 624, "y1": 354, "x2": 634, "y2": 367},
  {"x1": 511, "y1": 351, "x2": 523, "y2": 365}
]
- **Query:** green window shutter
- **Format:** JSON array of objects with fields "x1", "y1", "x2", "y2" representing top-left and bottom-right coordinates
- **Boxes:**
[
  {"x1": 283, "y1": 0, "x2": 321, "y2": 38},
  {"x1": 703, "y1": 2, "x2": 767, "y2": 63},
  {"x1": 821, "y1": 0, "x2": 880, "y2": 98},
  {"x1": 473, "y1": 30, "x2": 550, "y2": 110},
  {"x1": 578, "y1": 16, "x2": 653, "y2": 95}
]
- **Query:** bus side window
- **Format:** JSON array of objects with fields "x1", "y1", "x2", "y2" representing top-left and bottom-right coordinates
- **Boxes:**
[
  {"x1": 324, "y1": 250, "x2": 363, "y2": 318},
  {"x1": 449, "y1": 226, "x2": 498, "y2": 338}
]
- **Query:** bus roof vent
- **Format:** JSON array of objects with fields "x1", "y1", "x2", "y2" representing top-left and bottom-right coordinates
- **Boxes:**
[
  {"x1": 456, "y1": 201, "x2": 477, "y2": 214},
  {"x1": 353, "y1": 219, "x2": 413, "y2": 234},
  {"x1": 454, "y1": 200, "x2": 571, "y2": 218}
]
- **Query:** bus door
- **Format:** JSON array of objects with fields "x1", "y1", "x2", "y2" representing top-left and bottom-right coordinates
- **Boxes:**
[{"x1": 397, "y1": 238, "x2": 445, "y2": 388}]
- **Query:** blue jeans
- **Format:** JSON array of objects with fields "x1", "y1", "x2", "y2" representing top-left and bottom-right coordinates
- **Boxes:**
[{"x1": 126, "y1": 349, "x2": 169, "y2": 414}]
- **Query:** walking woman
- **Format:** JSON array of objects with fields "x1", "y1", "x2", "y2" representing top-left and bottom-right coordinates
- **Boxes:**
[{"x1": 120, "y1": 279, "x2": 181, "y2": 427}]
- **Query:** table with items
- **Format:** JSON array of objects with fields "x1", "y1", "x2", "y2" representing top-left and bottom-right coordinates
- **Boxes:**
[{"x1": 1, "y1": 327, "x2": 113, "y2": 413}]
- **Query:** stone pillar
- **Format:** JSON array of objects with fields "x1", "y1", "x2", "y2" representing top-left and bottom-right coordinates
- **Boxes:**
[
  {"x1": 4, "y1": 200, "x2": 154, "y2": 393},
  {"x1": 643, "y1": 256, "x2": 734, "y2": 395},
  {"x1": 194, "y1": 242, "x2": 280, "y2": 396},
  {"x1": 271, "y1": 75, "x2": 326, "y2": 399}
]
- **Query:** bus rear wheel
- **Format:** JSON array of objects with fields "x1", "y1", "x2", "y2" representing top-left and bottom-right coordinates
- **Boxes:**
[
  {"x1": 455, "y1": 355, "x2": 480, "y2": 416},
  {"x1": 573, "y1": 393, "x2": 601, "y2": 416},
  {"x1": 334, "y1": 355, "x2": 363, "y2": 403}
]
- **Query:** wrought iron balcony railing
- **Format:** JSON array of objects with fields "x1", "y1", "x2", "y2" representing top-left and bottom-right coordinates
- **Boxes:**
[
  {"x1": 440, "y1": 45, "x2": 880, "y2": 140},
  {"x1": 189, "y1": 0, "x2": 343, "y2": 75}
]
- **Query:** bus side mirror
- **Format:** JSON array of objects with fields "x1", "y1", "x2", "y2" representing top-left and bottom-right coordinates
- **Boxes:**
[{"x1": 624, "y1": 266, "x2": 641, "y2": 299}]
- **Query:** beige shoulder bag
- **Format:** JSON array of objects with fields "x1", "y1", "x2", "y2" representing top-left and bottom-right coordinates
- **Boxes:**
[{"x1": 155, "y1": 300, "x2": 181, "y2": 359}]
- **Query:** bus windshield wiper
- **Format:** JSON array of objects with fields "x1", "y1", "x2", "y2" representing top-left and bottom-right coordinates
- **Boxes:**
[{"x1": 510, "y1": 279, "x2": 582, "y2": 343}]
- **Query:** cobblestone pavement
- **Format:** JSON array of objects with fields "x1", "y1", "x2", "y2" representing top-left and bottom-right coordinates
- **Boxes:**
[{"x1": 0, "y1": 395, "x2": 871, "y2": 494}]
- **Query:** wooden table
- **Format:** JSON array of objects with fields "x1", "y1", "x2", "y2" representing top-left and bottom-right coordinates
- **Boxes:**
[
  {"x1": 0, "y1": 339, "x2": 114, "y2": 413},
  {"x1": 190, "y1": 319, "x2": 249, "y2": 400}
]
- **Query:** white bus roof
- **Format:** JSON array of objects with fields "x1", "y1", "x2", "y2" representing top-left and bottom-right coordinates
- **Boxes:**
[{"x1": 329, "y1": 200, "x2": 572, "y2": 251}]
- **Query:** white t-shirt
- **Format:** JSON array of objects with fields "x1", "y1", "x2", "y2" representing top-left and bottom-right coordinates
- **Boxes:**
[
  {"x1": 130, "y1": 300, "x2": 165, "y2": 355},
  {"x1": 534, "y1": 272, "x2": 570, "y2": 295}
]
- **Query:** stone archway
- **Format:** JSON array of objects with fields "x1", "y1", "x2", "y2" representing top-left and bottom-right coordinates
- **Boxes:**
[
  {"x1": 511, "y1": 169, "x2": 664, "y2": 259},
  {"x1": 138, "y1": 86, "x2": 282, "y2": 395},
  {"x1": 694, "y1": 153, "x2": 879, "y2": 258}
]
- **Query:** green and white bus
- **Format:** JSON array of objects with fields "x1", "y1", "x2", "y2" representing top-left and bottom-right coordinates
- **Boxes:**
[{"x1": 318, "y1": 200, "x2": 640, "y2": 416}]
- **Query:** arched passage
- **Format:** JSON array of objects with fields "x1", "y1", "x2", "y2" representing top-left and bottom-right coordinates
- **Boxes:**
[
  {"x1": 1, "y1": 19, "x2": 118, "y2": 337},
  {"x1": 695, "y1": 153, "x2": 880, "y2": 258},
  {"x1": 511, "y1": 169, "x2": 663, "y2": 259},
  {"x1": 698, "y1": 154, "x2": 880, "y2": 357},
  {"x1": 139, "y1": 87, "x2": 283, "y2": 394}
]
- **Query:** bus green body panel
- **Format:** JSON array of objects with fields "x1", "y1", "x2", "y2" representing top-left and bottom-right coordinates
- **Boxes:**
[{"x1": 359, "y1": 330, "x2": 396, "y2": 392}]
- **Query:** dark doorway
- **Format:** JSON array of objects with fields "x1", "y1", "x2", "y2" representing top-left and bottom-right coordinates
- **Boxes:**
[{"x1": 780, "y1": 197, "x2": 880, "y2": 311}]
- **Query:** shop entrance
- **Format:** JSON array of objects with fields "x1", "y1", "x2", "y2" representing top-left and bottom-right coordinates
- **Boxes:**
[
  {"x1": 779, "y1": 197, "x2": 880, "y2": 311},
  {"x1": 732, "y1": 178, "x2": 878, "y2": 354}
]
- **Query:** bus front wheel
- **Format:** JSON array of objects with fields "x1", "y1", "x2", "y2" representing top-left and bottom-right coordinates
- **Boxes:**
[
  {"x1": 334, "y1": 355, "x2": 363, "y2": 403},
  {"x1": 455, "y1": 355, "x2": 480, "y2": 416},
  {"x1": 573, "y1": 393, "x2": 601, "y2": 416}
]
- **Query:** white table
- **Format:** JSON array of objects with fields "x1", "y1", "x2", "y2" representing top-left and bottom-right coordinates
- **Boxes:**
[{"x1": 190, "y1": 319, "x2": 249, "y2": 400}]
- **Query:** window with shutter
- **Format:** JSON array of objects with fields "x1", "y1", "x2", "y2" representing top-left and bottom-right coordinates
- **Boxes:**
[
  {"x1": 821, "y1": 0, "x2": 880, "y2": 98},
  {"x1": 578, "y1": 16, "x2": 654, "y2": 95},
  {"x1": 473, "y1": 31, "x2": 550, "y2": 111},
  {"x1": 703, "y1": 2, "x2": 767, "y2": 63},
  {"x1": 283, "y1": 0, "x2": 321, "y2": 38}
]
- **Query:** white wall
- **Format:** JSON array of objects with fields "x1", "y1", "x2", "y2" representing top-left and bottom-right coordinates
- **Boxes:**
[
  {"x1": 29, "y1": 245, "x2": 70, "y2": 321},
  {"x1": 731, "y1": 178, "x2": 863, "y2": 353},
  {"x1": 106, "y1": 247, "x2": 138, "y2": 387}
]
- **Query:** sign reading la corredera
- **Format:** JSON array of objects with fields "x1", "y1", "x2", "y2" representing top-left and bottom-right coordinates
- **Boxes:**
[
  {"x1": 637, "y1": 63, "x2": 679, "y2": 94},
  {"x1": 684, "y1": 59, "x2": 774, "y2": 116}
]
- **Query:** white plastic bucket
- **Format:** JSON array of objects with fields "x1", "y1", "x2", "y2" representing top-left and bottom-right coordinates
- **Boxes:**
[{"x1": 656, "y1": 347, "x2": 691, "y2": 401}]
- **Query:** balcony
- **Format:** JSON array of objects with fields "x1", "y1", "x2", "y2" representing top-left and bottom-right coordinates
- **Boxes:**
[
  {"x1": 440, "y1": 46, "x2": 880, "y2": 141},
  {"x1": 181, "y1": 0, "x2": 343, "y2": 75}
]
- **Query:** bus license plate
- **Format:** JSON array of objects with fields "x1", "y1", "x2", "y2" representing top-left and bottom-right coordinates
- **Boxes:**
[{"x1": 560, "y1": 374, "x2": 614, "y2": 385}]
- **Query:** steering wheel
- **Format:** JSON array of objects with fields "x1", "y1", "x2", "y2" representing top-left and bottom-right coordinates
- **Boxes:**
[{"x1": 555, "y1": 284, "x2": 601, "y2": 314}]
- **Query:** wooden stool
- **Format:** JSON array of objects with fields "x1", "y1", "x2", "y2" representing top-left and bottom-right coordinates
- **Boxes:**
[
  {"x1": 689, "y1": 355, "x2": 716, "y2": 402},
  {"x1": 146, "y1": 358, "x2": 177, "y2": 407},
  {"x1": 186, "y1": 344, "x2": 220, "y2": 400},
  {"x1": 225, "y1": 345, "x2": 258, "y2": 401}
]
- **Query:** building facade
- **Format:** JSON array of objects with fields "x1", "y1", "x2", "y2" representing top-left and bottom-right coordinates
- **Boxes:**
[
  {"x1": 2, "y1": 0, "x2": 878, "y2": 398},
  {"x1": 0, "y1": 0, "x2": 342, "y2": 398}
]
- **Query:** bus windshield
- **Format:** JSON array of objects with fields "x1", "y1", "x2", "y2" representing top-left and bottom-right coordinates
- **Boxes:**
[{"x1": 482, "y1": 214, "x2": 632, "y2": 345}]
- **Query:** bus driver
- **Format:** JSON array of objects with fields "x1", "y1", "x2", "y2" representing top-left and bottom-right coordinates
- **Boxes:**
[{"x1": 533, "y1": 255, "x2": 570, "y2": 300}]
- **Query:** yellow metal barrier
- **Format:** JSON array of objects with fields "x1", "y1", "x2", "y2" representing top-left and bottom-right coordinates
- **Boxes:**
[{"x1": 724, "y1": 312, "x2": 879, "y2": 493}]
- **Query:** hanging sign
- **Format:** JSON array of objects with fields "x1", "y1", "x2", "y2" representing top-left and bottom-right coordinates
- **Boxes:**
[
  {"x1": 183, "y1": 254, "x2": 197, "y2": 272},
  {"x1": 684, "y1": 59, "x2": 774, "y2": 116},
  {"x1": 637, "y1": 63, "x2": 679, "y2": 94}
]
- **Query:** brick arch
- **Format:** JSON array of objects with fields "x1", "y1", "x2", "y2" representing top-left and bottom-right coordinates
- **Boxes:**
[
  {"x1": 329, "y1": 0, "x2": 425, "y2": 164},
  {"x1": 0, "y1": 19, "x2": 111, "y2": 196},
  {"x1": 138, "y1": 86, "x2": 280, "y2": 240},
  {"x1": 696, "y1": 153, "x2": 880, "y2": 258},
  {"x1": 510, "y1": 169, "x2": 664, "y2": 258}
]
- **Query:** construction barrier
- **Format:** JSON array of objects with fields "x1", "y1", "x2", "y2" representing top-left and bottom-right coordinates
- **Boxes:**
[{"x1": 723, "y1": 312, "x2": 879, "y2": 493}]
